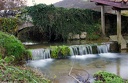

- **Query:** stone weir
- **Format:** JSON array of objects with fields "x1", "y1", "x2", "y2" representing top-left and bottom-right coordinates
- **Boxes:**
[{"x1": 30, "y1": 41, "x2": 119, "y2": 60}]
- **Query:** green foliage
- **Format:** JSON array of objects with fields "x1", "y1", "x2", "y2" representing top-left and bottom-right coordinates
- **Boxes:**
[
  {"x1": 86, "y1": 24, "x2": 101, "y2": 40},
  {"x1": 50, "y1": 45, "x2": 70, "y2": 59},
  {"x1": 24, "y1": 50, "x2": 32, "y2": 60},
  {"x1": 0, "y1": 17, "x2": 19, "y2": 34},
  {"x1": 4, "y1": 55, "x2": 15, "y2": 63},
  {"x1": 60, "y1": 45, "x2": 70, "y2": 56},
  {"x1": 0, "y1": 53, "x2": 2, "y2": 59},
  {"x1": 87, "y1": 33, "x2": 100, "y2": 40},
  {"x1": 0, "y1": 46, "x2": 5, "y2": 58},
  {"x1": 24, "y1": 4, "x2": 101, "y2": 41},
  {"x1": 50, "y1": 46, "x2": 59, "y2": 58},
  {"x1": 94, "y1": 71, "x2": 124, "y2": 83},
  {"x1": 0, "y1": 31, "x2": 31, "y2": 64},
  {"x1": 0, "y1": 59, "x2": 50, "y2": 83}
]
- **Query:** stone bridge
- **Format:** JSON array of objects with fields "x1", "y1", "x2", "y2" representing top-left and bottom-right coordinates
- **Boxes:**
[
  {"x1": 18, "y1": 22, "x2": 34, "y2": 32},
  {"x1": 0, "y1": 10, "x2": 34, "y2": 32}
]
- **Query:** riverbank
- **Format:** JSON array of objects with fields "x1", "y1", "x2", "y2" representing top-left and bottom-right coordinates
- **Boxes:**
[{"x1": 0, "y1": 59, "x2": 50, "y2": 83}]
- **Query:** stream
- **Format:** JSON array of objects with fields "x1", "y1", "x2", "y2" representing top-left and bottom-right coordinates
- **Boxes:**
[{"x1": 25, "y1": 42, "x2": 128, "y2": 83}]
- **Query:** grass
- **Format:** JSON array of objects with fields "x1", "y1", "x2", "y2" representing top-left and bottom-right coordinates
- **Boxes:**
[{"x1": 0, "y1": 59, "x2": 50, "y2": 83}]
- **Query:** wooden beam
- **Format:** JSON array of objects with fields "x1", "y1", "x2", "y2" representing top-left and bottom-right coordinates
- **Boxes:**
[
  {"x1": 91, "y1": 0, "x2": 128, "y2": 9},
  {"x1": 112, "y1": 7, "x2": 128, "y2": 10}
]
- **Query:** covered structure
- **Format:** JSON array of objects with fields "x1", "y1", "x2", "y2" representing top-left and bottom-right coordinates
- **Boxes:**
[{"x1": 91, "y1": 0, "x2": 128, "y2": 49}]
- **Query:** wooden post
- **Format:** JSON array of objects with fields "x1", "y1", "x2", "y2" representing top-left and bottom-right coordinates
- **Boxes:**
[
  {"x1": 101, "y1": 5, "x2": 106, "y2": 36},
  {"x1": 117, "y1": 10, "x2": 121, "y2": 45}
]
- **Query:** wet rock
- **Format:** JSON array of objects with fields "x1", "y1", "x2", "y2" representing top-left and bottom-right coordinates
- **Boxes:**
[
  {"x1": 80, "y1": 32, "x2": 87, "y2": 39},
  {"x1": 68, "y1": 32, "x2": 87, "y2": 40},
  {"x1": 109, "y1": 41, "x2": 120, "y2": 52},
  {"x1": 92, "y1": 45, "x2": 98, "y2": 54}
]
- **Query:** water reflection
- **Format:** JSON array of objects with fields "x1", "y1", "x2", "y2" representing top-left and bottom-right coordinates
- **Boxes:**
[{"x1": 27, "y1": 53, "x2": 128, "y2": 83}]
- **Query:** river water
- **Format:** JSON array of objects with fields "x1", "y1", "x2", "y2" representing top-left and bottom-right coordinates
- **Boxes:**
[
  {"x1": 27, "y1": 53, "x2": 128, "y2": 83},
  {"x1": 25, "y1": 41, "x2": 128, "y2": 83}
]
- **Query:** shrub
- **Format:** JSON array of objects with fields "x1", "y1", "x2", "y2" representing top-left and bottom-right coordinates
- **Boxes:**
[
  {"x1": 0, "y1": 31, "x2": 31, "y2": 64},
  {"x1": 94, "y1": 71, "x2": 124, "y2": 83}
]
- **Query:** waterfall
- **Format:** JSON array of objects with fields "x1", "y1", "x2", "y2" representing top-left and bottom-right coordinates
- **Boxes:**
[
  {"x1": 69, "y1": 45, "x2": 93, "y2": 55},
  {"x1": 30, "y1": 43, "x2": 110, "y2": 59},
  {"x1": 31, "y1": 48, "x2": 51, "y2": 60},
  {"x1": 97, "y1": 43, "x2": 110, "y2": 53},
  {"x1": 69, "y1": 43, "x2": 110, "y2": 55},
  {"x1": 69, "y1": 45, "x2": 79, "y2": 55}
]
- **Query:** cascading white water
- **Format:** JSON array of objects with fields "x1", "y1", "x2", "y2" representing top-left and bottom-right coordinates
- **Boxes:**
[
  {"x1": 69, "y1": 46, "x2": 75, "y2": 55},
  {"x1": 31, "y1": 43, "x2": 110, "y2": 59},
  {"x1": 31, "y1": 48, "x2": 51, "y2": 60},
  {"x1": 69, "y1": 45, "x2": 93, "y2": 55},
  {"x1": 86, "y1": 45, "x2": 93, "y2": 54},
  {"x1": 70, "y1": 43, "x2": 110, "y2": 55},
  {"x1": 69, "y1": 45, "x2": 79, "y2": 55},
  {"x1": 97, "y1": 43, "x2": 110, "y2": 53}
]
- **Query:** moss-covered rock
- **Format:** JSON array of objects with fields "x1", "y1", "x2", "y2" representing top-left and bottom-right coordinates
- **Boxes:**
[
  {"x1": 0, "y1": 31, "x2": 31, "y2": 64},
  {"x1": 50, "y1": 45, "x2": 70, "y2": 59}
]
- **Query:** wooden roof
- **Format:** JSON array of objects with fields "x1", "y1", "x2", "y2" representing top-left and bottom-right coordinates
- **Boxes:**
[{"x1": 90, "y1": 0, "x2": 128, "y2": 10}]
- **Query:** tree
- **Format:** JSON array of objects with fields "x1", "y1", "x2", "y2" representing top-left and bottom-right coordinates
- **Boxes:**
[{"x1": 0, "y1": 0, "x2": 27, "y2": 10}]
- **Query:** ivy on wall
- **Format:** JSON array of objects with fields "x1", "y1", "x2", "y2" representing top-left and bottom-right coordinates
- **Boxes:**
[
  {"x1": 0, "y1": 17, "x2": 19, "y2": 34},
  {"x1": 24, "y1": 4, "x2": 101, "y2": 41}
]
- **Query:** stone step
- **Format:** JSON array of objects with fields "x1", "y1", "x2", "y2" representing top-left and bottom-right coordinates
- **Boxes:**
[{"x1": 109, "y1": 35, "x2": 127, "y2": 49}]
